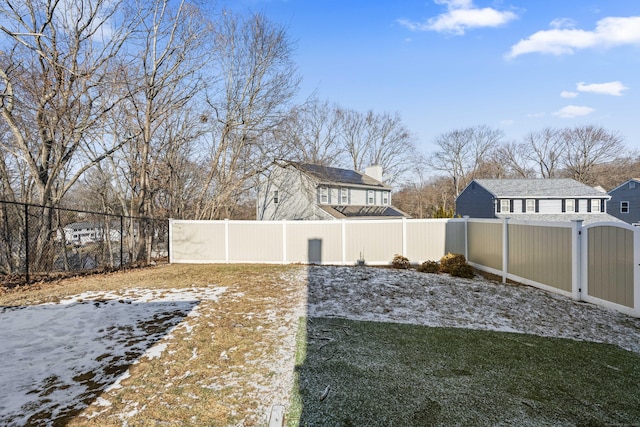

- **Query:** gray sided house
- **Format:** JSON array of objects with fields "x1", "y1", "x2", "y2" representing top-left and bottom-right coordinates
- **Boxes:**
[
  {"x1": 607, "y1": 178, "x2": 640, "y2": 225},
  {"x1": 456, "y1": 178, "x2": 620, "y2": 224},
  {"x1": 257, "y1": 161, "x2": 408, "y2": 220}
]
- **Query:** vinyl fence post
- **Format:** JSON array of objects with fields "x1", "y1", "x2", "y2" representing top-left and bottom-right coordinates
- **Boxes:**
[
  {"x1": 341, "y1": 219, "x2": 346, "y2": 265},
  {"x1": 634, "y1": 226, "x2": 640, "y2": 316},
  {"x1": 572, "y1": 219, "x2": 584, "y2": 301},
  {"x1": 402, "y1": 217, "x2": 407, "y2": 258},
  {"x1": 120, "y1": 216, "x2": 124, "y2": 267},
  {"x1": 282, "y1": 220, "x2": 287, "y2": 264},
  {"x1": 463, "y1": 216, "x2": 469, "y2": 261},
  {"x1": 24, "y1": 203, "x2": 29, "y2": 284},
  {"x1": 502, "y1": 217, "x2": 509, "y2": 283},
  {"x1": 224, "y1": 219, "x2": 230, "y2": 263},
  {"x1": 167, "y1": 219, "x2": 172, "y2": 264}
]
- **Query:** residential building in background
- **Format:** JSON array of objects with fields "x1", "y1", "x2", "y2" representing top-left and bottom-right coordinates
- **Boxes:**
[
  {"x1": 607, "y1": 178, "x2": 640, "y2": 225},
  {"x1": 456, "y1": 179, "x2": 620, "y2": 224},
  {"x1": 257, "y1": 161, "x2": 408, "y2": 220}
]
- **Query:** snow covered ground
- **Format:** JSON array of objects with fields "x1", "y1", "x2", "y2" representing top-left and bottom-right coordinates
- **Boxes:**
[
  {"x1": 305, "y1": 266, "x2": 640, "y2": 354},
  {"x1": 0, "y1": 286, "x2": 226, "y2": 426},
  {"x1": 1, "y1": 265, "x2": 639, "y2": 426}
]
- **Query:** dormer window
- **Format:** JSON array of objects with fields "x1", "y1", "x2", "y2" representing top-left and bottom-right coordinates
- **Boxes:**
[
  {"x1": 367, "y1": 190, "x2": 375, "y2": 205},
  {"x1": 565, "y1": 199, "x2": 575, "y2": 213},
  {"x1": 500, "y1": 199, "x2": 510, "y2": 213},
  {"x1": 382, "y1": 192, "x2": 389, "y2": 205},
  {"x1": 591, "y1": 199, "x2": 601, "y2": 212},
  {"x1": 273, "y1": 190, "x2": 279, "y2": 204}
]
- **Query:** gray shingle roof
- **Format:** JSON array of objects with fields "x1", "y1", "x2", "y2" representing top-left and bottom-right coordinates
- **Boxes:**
[
  {"x1": 473, "y1": 179, "x2": 609, "y2": 198},
  {"x1": 495, "y1": 212, "x2": 623, "y2": 225},
  {"x1": 294, "y1": 163, "x2": 390, "y2": 189}
]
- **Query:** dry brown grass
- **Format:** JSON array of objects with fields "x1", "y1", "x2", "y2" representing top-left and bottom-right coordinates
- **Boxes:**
[{"x1": 1, "y1": 264, "x2": 308, "y2": 426}]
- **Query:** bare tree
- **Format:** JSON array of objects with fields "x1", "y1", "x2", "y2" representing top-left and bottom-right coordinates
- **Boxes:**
[
  {"x1": 492, "y1": 141, "x2": 536, "y2": 178},
  {"x1": 561, "y1": 125, "x2": 625, "y2": 185},
  {"x1": 521, "y1": 128, "x2": 565, "y2": 178},
  {"x1": 0, "y1": 0, "x2": 137, "y2": 269},
  {"x1": 277, "y1": 98, "x2": 342, "y2": 165},
  {"x1": 428, "y1": 125, "x2": 503, "y2": 197},
  {"x1": 194, "y1": 10, "x2": 300, "y2": 220},
  {"x1": 337, "y1": 108, "x2": 418, "y2": 184}
]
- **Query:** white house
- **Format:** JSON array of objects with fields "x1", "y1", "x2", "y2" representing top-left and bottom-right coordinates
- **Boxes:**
[
  {"x1": 256, "y1": 161, "x2": 408, "y2": 220},
  {"x1": 60, "y1": 221, "x2": 121, "y2": 245}
]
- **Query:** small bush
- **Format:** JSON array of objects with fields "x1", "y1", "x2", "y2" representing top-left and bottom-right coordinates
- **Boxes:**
[
  {"x1": 391, "y1": 254, "x2": 410, "y2": 269},
  {"x1": 439, "y1": 253, "x2": 467, "y2": 274},
  {"x1": 417, "y1": 260, "x2": 440, "y2": 274},
  {"x1": 449, "y1": 263, "x2": 475, "y2": 278}
]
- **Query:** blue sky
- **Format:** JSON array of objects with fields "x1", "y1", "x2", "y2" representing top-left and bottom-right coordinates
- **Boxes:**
[{"x1": 226, "y1": 0, "x2": 640, "y2": 155}]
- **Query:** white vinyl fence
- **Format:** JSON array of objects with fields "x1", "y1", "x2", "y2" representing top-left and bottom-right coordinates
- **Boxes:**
[{"x1": 169, "y1": 218, "x2": 640, "y2": 317}]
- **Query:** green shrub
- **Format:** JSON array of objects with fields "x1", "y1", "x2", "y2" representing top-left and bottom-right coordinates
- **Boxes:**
[
  {"x1": 439, "y1": 253, "x2": 467, "y2": 274},
  {"x1": 417, "y1": 260, "x2": 440, "y2": 274},
  {"x1": 391, "y1": 254, "x2": 410, "y2": 269},
  {"x1": 449, "y1": 263, "x2": 475, "y2": 278}
]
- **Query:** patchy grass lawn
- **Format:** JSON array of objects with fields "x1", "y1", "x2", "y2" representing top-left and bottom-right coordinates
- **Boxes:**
[
  {"x1": 289, "y1": 316, "x2": 640, "y2": 426},
  {"x1": 3, "y1": 264, "x2": 640, "y2": 426},
  {"x1": 0, "y1": 264, "x2": 307, "y2": 426}
]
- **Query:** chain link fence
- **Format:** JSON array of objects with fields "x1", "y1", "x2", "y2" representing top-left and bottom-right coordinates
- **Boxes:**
[{"x1": 0, "y1": 200, "x2": 169, "y2": 287}]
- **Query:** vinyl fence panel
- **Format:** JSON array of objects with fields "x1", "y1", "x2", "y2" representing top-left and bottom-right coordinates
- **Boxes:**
[
  {"x1": 344, "y1": 220, "x2": 403, "y2": 264},
  {"x1": 467, "y1": 220, "x2": 502, "y2": 272},
  {"x1": 228, "y1": 221, "x2": 284, "y2": 263},
  {"x1": 586, "y1": 225, "x2": 635, "y2": 308},
  {"x1": 508, "y1": 222, "x2": 573, "y2": 293},
  {"x1": 285, "y1": 221, "x2": 343, "y2": 264},
  {"x1": 170, "y1": 221, "x2": 226, "y2": 263}
]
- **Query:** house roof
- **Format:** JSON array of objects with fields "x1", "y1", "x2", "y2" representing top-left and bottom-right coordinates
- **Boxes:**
[
  {"x1": 495, "y1": 212, "x2": 624, "y2": 225},
  {"x1": 608, "y1": 178, "x2": 640, "y2": 193},
  {"x1": 471, "y1": 179, "x2": 609, "y2": 199},
  {"x1": 64, "y1": 221, "x2": 101, "y2": 230},
  {"x1": 320, "y1": 205, "x2": 409, "y2": 219},
  {"x1": 291, "y1": 162, "x2": 390, "y2": 189}
]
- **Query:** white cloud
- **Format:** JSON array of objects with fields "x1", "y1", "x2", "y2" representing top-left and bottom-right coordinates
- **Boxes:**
[
  {"x1": 553, "y1": 105, "x2": 595, "y2": 118},
  {"x1": 577, "y1": 81, "x2": 628, "y2": 96},
  {"x1": 549, "y1": 18, "x2": 577, "y2": 30},
  {"x1": 398, "y1": 0, "x2": 517, "y2": 35},
  {"x1": 507, "y1": 16, "x2": 640, "y2": 58},
  {"x1": 560, "y1": 91, "x2": 579, "y2": 98}
]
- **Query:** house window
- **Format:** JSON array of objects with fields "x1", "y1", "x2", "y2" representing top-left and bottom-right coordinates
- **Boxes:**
[
  {"x1": 590, "y1": 199, "x2": 601, "y2": 212},
  {"x1": 525, "y1": 199, "x2": 535, "y2": 213},
  {"x1": 621, "y1": 201, "x2": 629, "y2": 214},
  {"x1": 382, "y1": 192, "x2": 389, "y2": 205},
  {"x1": 273, "y1": 190, "x2": 279, "y2": 204},
  {"x1": 367, "y1": 190, "x2": 375, "y2": 205},
  {"x1": 320, "y1": 187, "x2": 328, "y2": 204},
  {"x1": 500, "y1": 199, "x2": 510, "y2": 213},
  {"x1": 565, "y1": 199, "x2": 575, "y2": 213},
  {"x1": 340, "y1": 188, "x2": 349, "y2": 204},
  {"x1": 631, "y1": 182, "x2": 636, "y2": 189}
]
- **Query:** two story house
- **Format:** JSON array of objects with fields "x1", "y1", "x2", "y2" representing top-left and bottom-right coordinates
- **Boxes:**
[
  {"x1": 256, "y1": 161, "x2": 408, "y2": 220},
  {"x1": 607, "y1": 178, "x2": 640, "y2": 225},
  {"x1": 456, "y1": 178, "x2": 620, "y2": 224}
]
